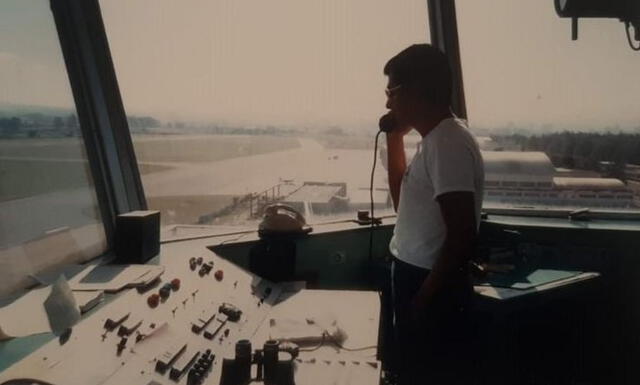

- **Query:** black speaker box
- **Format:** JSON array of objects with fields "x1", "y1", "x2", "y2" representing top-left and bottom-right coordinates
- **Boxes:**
[{"x1": 114, "y1": 210, "x2": 160, "y2": 263}]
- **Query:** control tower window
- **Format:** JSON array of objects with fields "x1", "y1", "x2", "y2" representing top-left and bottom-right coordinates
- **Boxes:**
[
  {"x1": 100, "y1": 0, "x2": 430, "y2": 237},
  {"x1": 457, "y1": 1, "x2": 640, "y2": 213},
  {"x1": 0, "y1": 0, "x2": 107, "y2": 295}
]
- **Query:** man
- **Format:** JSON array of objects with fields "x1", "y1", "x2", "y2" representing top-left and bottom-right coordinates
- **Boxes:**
[{"x1": 382, "y1": 44, "x2": 484, "y2": 384}]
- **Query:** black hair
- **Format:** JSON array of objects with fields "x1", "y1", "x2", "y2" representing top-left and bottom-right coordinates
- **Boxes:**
[{"x1": 383, "y1": 44, "x2": 452, "y2": 107}]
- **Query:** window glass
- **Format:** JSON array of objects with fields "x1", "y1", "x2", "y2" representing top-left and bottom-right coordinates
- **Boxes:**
[
  {"x1": 458, "y1": 1, "x2": 640, "y2": 213},
  {"x1": 100, "y1": 0, "x2": 429, "y2": 237},
  {"x1": 0, "y1": 0, "x2": 107, "y2": 295}
]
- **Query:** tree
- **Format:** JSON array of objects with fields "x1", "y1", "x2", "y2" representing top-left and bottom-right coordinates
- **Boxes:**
[
  {"x1": 53, "y1": 116, "x2": 64, "y2": 130},
  {"x1": 0, "y1": 117, "x2": 22, "y2": 137},
  {"x1": 66, "y1": 114, "x2": 78, "y2": 129},
  {"x1": 66, "y1": 114, "x2": 80, "y2": 136}
]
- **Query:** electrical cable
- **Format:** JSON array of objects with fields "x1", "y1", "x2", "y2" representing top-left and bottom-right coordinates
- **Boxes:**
[
  {"x1": 297, "y1": 336, "x2": 327, "y2": 352},
  {"x1": 625, "y1": 22, "x2": 640, "y2": 51},
  {"x1": 216, "y1": 231, "x2": 250, "y2": 247},
  {"x1": 323, "y1": 332, "x2": 378, "y2": 352},
  {"x1": 297, "y1": 332, "x2": 378, "y2": 353},
  {"x1": 369, "y1": 130, "x2": 383, "y2": 261}
]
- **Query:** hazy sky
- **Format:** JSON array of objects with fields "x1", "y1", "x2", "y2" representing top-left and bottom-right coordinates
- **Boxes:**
[
  {"x1": 1, "y1": 0, "x2": 639, "y2": 130},
  {"x1": 458, "y1": 1, "x2": 640, "y2": 130},
  {"x1": 99, "y1": 0, "x2": 429, "y2": 127},
  {"x1": 0, "y1": 1, "x2": 75, "y2": 110}
]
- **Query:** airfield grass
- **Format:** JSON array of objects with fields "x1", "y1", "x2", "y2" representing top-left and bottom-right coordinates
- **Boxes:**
[
  {"x1": 0, "y1": 134, "x2": 300, "y2": 202},
  {"x1": 0, "y1": 135, "x2": 300, "y2": 162},
  {"x1": 131, "y1": 134, "x2": 300, "y2": 163},
  {"x1": 0, "y1": 159, "x2": 170, "y2": 202}
]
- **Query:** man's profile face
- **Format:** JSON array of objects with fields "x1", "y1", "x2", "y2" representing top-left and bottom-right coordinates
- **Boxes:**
[{"x1": 385, "y1": 76, "x2": 413, "y2": 131}]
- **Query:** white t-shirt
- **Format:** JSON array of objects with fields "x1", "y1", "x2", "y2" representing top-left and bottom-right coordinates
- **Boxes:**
[{"x1": 389, "y1": 117, "x2": 484, "y2": 269}]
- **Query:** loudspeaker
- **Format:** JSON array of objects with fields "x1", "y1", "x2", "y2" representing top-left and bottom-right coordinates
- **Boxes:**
[{"x1": 114, "y1": 210, "x2": 160, "y2": 264}]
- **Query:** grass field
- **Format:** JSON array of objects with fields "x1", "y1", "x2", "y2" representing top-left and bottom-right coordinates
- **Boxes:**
[
  {"x1": 0, "y1": 159, "x2": 171, "y2": 202},
  {"x1": 0, "y1": 137, "x2": 86, "y2": 159},
  {"x1": 0, "y1": 135, "x2": 301, "y2": 163},
  {"x1": 132, "y1": 134, "x2": 300, "y2": 163},
  {"x1": 0, "y1": 134, "x2": 300, "y2": 202}
]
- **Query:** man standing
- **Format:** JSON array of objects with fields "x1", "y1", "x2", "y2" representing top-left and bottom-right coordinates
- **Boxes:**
[{"x1": 383, "y1": 44, "x2": 484, "y2": 384}]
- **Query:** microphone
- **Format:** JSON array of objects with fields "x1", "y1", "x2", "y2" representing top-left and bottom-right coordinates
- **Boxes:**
[{"x1": 378, "y1": 113, "x2": 397, "y2": 133}]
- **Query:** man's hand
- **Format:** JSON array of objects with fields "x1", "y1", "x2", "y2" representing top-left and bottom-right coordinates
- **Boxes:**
[
  {"x1": 412, "y1": 191, "x2": 476, "y2": 317},
  {"x1": 385, "y1": 119, "x2": 413, "y2": 211},
  {"x1": 379, "y1": 112, "x2": 412, "y2": 137}
]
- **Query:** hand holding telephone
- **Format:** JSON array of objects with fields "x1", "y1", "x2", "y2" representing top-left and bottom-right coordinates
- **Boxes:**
[{"x1": 378, "y1": 113, "x2": 397, "y2": 133}]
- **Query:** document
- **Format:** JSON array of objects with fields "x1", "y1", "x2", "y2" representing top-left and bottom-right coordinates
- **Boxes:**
[
  {"x1": 0, "y1": 276, "x2": 80, "y2": 340},
  {"x1": 68, "y1": 264, "x2": 164, "y2": 292}
]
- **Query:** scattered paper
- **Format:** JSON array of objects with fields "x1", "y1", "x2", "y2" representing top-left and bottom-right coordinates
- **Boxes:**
[
  {"x1": 269, "y1": 313, "x2": 343, "y2": 346},
  {"x1": 0, "y1": 275, "x2": 82, "y2": 340},
  {"x1": 29, "y1": 264, "x2": 88, "y2": 286},
  {"x1": 0, "y1": 285, "x2": 53, "y2": 340},
  {"x1": 73, "y1": 290, "x2": 105, "y2": 314},
  {"x1": 44, "y1": 275, "x2": 81, "y2": 335},
  {"x1": 68, "y1": 264, "x2": 164, "y2": 292}
]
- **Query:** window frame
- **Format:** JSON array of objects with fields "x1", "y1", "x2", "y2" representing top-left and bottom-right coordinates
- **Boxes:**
[
  {"x1": 50, "y1": 0, "x2": 147, "y2": 249},
  {"x1": 432, "y1": 1, "x2": 640, "y2": 221},
  {"x1": 48, "y1": 0, "x2": 640, "y2": 247}
]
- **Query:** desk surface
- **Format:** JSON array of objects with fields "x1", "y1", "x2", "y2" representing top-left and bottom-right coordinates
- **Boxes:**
[
  {"x1": 0, "y1": 236, "x2": 381, "y2": 385},
  {"x1": 253, "y1": 289, "x2": 381, "y2": 385},
  {"x1": 253, "y1": 289, "x2": 380, "y2": 358},
  {"x1": 474, "y1": 271, "x2": 600, "y2": 301}
]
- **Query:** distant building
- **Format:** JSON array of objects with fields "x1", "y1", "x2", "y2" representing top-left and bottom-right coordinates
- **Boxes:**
[
  {"x1": 476, "y1": 136, "x2": 500, "y2": 151},
  {"x1": 484, "y1": 151, "x2": 554, "y2": 190},
  {"x1": 283, "y1": 182, "x2": 349, "y2": 218},
  {"x1": 624, "y1": 164, "x2": 640, "y2": 181},
  {"x1": 483, "y1": 151, "x2": 634, "y2": 208},
  {"x1": 553, "y1": 177, "x2": 633, "y2": 207},
  {"x1": 598, "y1": 161, "x2": 617, "y2": 177},
  {"x1": 624, "y1": 164, "x2": 640, "y2": 206},
  {"x1": 628, "y1": 181, "x2": 640, "y2": 207},
  {"x1": 555, "y1": 167, "x2": 600, "y2": 178}
]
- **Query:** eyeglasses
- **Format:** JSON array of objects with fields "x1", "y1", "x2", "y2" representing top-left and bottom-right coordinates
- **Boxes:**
[{"x1": 385, "y1": 84, "x2": 402, "y2": 98}]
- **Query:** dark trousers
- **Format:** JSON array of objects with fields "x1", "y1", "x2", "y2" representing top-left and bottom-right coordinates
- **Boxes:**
[{"x1": 391, "y1": 258, "x2": 476, "y2": 385}]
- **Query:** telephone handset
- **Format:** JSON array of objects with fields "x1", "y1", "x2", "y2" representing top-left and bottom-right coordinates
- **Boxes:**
[
  {"x1": 259, "y1": 203, "x2": 310, "y2": 235},
  {"x1": 378, "y1": 113, "x2": 397, "y2": 133}
]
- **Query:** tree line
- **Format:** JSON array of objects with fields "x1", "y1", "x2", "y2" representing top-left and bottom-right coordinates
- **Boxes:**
[
  {"x1": 492, "y1": 132, "x2": 640, "y2": 177},
  {"x1": 0, "y1": 113, "x2": 160, "y2": 138}
]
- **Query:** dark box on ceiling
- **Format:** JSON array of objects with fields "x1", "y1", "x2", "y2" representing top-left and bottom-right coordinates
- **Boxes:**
[{"x1": 114, "y1": 210, "x2": 160, "y2": 264}]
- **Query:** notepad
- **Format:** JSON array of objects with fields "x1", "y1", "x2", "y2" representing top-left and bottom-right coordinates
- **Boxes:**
[
  {"x1": 476, "y1": 268, "x2": 583, "y2": 290},
  {"x1": 68, "y1": 264, "x2": 164, "y2": 292}
]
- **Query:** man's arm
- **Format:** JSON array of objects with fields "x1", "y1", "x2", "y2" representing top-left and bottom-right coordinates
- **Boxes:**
[
  {"x1": 413, "y1": 191, "x2": 476, "y2": 309},
  {"x1": 386, "y1": 132, "x2": 407, "y2": 211}
]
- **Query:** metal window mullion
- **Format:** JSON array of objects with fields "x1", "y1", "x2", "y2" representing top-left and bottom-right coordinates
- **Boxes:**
[
  {"x1": 81, "y1": 0, "x2": 147, "y2": 212},
  {"x1": 50, "y1": 0, "x2": 117, "y2": 244},
  {"x1": 50, "y1": 0, "x2": 147, "y2": 246},
  {"x1": 427, "y1": 0, "x2": 467, "y2": 120}
]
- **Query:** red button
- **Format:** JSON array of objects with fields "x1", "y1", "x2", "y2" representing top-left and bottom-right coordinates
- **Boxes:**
[
  {"x1": 171, "y1": 278, "x2": 181, "y2": 291},
  {"x1": 214, "y1": 270, "x2": 224, "y2": 281},
  {"x1": 147, "y1": 293, "x2": 160, "y2": 308}
]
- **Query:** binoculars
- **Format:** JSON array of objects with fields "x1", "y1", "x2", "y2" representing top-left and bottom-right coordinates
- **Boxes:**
[{"x1": 219, "y1": 339, "x2": 297, "y2": 385}]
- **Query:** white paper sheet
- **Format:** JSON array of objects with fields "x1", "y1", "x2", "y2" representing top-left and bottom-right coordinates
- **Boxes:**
[
  {"x1": 68, "y1": 264, "x2": 164, "y2": 292},
  {"x1": 0, "y1": 276, "x2": 80, "y2": 340},
  {"x1": 44, "y1": 276, "x2": 81, "y2": 335},
  {"x1": 0, "y1": 285, "x2": 52, "y2": 340},
  {"x1": 73, "y1": 290, "x2": 105, "y2": 313}
]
